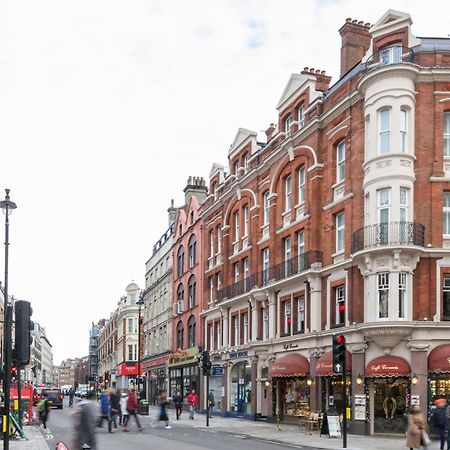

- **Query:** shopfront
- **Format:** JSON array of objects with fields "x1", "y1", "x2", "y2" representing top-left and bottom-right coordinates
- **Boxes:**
[
  {"x1": 269, "y1": 353, "x2": 310, "y2": 421},
  {"x1": 116, "y1": 362, "x2": 141, "y2": 390},
  {"x1": 230, "y1": 361, "x2": 252, "y2": 415},
  {"x1": 143, "y1": 356, "x2": 168, "y2": 405},
  {"x1": 168, "y1": 347, "x2": 200, "y2": 404},
  {"x1": 365, "y1": 355, "x2": 410, "y2": 434},
  {"x1": 316, "y1": 350, "x2": 352, "y2": 414},
  {"x1": 428, "y1": 344, "x2": 450, "y2": 410}
]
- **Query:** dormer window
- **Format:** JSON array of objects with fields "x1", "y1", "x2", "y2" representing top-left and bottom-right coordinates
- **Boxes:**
[
  {"x1": 298, "y1": 105, "x2": 305, "y2": 128},
  {"x1": 243, "y1": 153, "x2": 249, "y2": 173},
  {"x1": 380, "y1": 45, "x2": 402, "y2": 65},
  {"x1": 233, "y1": 161, "x2": 240, "y2": 176},
  {"x1": 284, "y1": 115, "x2": 292, "y2": 137}
]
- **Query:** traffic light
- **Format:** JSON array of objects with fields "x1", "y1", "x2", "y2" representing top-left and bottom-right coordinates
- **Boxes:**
[
  {"x1": 10, "y1": 366, "x2": 17, "y2": 381},
  {"x1": 332, "y1": 334, "x2": 346, "y2": 373},
  {"x1": 202, "y1": 350, "x2": 212, "y2": 376},
  {"x1": 14, "y1": 300, "x2": 34, "y2": 367}
]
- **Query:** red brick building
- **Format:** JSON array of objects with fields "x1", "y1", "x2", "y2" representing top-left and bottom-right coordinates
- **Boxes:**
[
  {"x1": 200, "y1": 10, "x2": 450, "y2": 434},
  {"x1": 169, "y1": 177, "x2": 208, "y2": 404}
]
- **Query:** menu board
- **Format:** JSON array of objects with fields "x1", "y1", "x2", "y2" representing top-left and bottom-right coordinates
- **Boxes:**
[
  {"x1": 327, "y1": 415, "x2": 341, "y2": 437},
  {"x1": 354, "y1": 395, "x2": 366, "y2": 421}
]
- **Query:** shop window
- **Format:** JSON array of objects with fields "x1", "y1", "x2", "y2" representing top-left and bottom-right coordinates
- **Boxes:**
[
  {"x1": 336, "y1": 141, "x2": 345, "y2": 183},
  {"x1": 298, "y1": 165, "x2": 306, "y2": 205},
  {"x1": 263, "y1": 192, "x2": 270, "y2": 225},
  {"x1": 378, "y1": 272, "x2": 389, "y2": 319},
  {"x1": 177, "y1": 246, "x2": 184, "y2": 277},
  {"x1": 399, "y1": 272, "x2": 407, "y2": 319},
  {"x1": 335, "y1": 211, "x2": 345, "y2": 253},
  {"x1": 285, "y1": 175, "x2": 292, "y2": 212},
  {"x1": 176, "y1": 321, "x2": 184, "y2": 349},
  {"x1": 188, "y1": 316, "x2": 196, "y2": 347},
  {"x1": 335, "y1": 286, "x2": 345, "y2": 326},
  {"x1": 444, "y1": 193, "x2": 450, "y2": 236},
  {"x1": 283, "y1": 379, "x2": 310, "y2": 417},
  {"x1": 378, "y1": 108, "x2": 391, "y2": 154},
  {"x1": 296, "y1": 296, "x2": 305, "y2": 333},
  {"x1": 188, "y1": 235, "x2": 197, "y2": 268},
  {"x1": 230, "y1": 361, "x2": 252, "y2": 414},
  {"x1": 188, "y1": 275, "x2": 196, "y2": 309},
  {"x1": 443, "y1": 275, "x2": 450, "y2": 321},
  {"x1": 445, "y1": 112, "x2": 450, "y2": 157}
]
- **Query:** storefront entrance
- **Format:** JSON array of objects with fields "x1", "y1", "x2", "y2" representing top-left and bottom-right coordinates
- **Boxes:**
[
  {"x1": 372, "y1": 378, "x2": 408, "y2": 434},
  {"x1": 230, "y1": 361, "x2": 251, "y2": 415}
]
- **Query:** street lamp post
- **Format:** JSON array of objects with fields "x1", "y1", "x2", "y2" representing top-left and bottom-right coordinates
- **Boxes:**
[
  {"x1": 136, "y1": 292, "x2": 144, "y2": 394},
  {"x1": 1, "y1": 189, "x2": 17, "y2": 450}
]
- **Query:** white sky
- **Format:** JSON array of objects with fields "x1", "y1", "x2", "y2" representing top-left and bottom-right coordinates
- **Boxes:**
[{"x1": 0, "y1": 0, "x2": 448, "y2": 366}]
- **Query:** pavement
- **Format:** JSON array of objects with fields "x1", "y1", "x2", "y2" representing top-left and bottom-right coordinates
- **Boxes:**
[{"x1": 3, "y1": 406, "x2": 435, "y2": 450}]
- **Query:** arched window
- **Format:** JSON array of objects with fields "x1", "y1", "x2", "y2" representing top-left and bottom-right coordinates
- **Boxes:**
[
  {"x1": 176, "y1": 321, "x2": 184, "y2": 349},
  {"x1": 188, "y1": 235, "x2": 197, "y2": 268},
  {"x1": 177, "y1": 246, "x2": 184, "y2": 277},
  {"x1": 188, "y1": 275, "x2": 196, "y2": 309},
  {"x1": 176, "y1": 283, "x2": 184, "y2": 314},
  {"x1": 188, "y1": 316, "x2": 196, "y2": 347}
]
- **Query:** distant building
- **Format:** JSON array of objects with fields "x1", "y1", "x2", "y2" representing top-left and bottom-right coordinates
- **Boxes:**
[{"x1": 89, "y1": 320, "x2": 104, "y2": 381}]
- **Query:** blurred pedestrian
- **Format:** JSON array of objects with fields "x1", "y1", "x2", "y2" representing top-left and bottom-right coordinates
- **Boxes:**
[
  {"x1": 187, "y1": 389, "x2": 199, "y2": 420},
  {"x1": 173, "y1": 391, "x2": 183, "y2": 420},
  {"x1": 72, "y1": 389, "x2": 98, "y2": 450},
  {"x1": 39, "y1": 393, "x2": 50, "y2": 429},
  {"x1": 159, "y1": 390, "x2": 171, "y2": 429},
  {"x1": 406, "y1": 405, "x2": 428, "y2": 450},
  {"x1": 120, "y1": 390, "x2": 128, "y2": 426},
  {"x1": 97, "y1": 391, "x2": 112, "y2": 432},
  {"x1": 207, "y1": 390, "x2": 215, "y2": 418},
  {"x1": 109, "y1": 388, "x2": 120, "y2": 431},
  {"x1": 431, "y1": 398, "x2": 448, "y2": 450},
  {"x1": 123, "y1": 388, "x2": 143, "y2": 432}
]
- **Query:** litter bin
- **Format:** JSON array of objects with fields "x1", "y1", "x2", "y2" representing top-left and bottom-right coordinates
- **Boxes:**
[{"x1": 138, "y1": 399, "x2": 149, "y2": 415}]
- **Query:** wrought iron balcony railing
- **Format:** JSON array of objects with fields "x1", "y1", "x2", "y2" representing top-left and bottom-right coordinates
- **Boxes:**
[
  {"x1": 365, "y1": 46, "x2": 414, "y2": 72},
  {"x1": 352, "y1": 221, "x2": 425, "y2": 253},
  {"x1": 217, "y1": 250, "x2": 322, "y2": 303}
]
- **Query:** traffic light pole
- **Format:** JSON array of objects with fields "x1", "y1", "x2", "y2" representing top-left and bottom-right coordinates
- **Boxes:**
[
  {"x1": 206, "y1": 371, "x2": 210, "y2": 428},
  {"x1": 342, "y1": 356, "x2": 347, "y2": 448}
]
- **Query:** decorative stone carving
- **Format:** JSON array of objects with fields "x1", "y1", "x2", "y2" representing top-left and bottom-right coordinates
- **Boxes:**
[
  {"x1": 364, "y1": 327, "x2": 411, "y2": 353},
  {"x1": 407, "y1": 342, "x2": 430, "y2": 352},
  {"x1": 308, "y1": 347, "x2": 324, "y2": 358},
  {"x1": 376, "y1": 160, "x2": 392, "y2": 169},
  {"x1": 375, "y1": 258, "x2": 389, "y2": 268},
  {"x1": 348, "y1": 343, "x2": 369, "y2": 354},
  {"x1": 400, "y1": 160, "x2": 412, "y2": 168}
]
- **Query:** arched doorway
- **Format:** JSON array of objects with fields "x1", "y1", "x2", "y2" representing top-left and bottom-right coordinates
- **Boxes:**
[{"x1": 230, "y1": 361, "x2": 252, "y2": 415}]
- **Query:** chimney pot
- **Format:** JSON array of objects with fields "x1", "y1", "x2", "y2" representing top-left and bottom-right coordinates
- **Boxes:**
[
  {"x1": 365, "y1": 23, "x2": 370, "y2": 27},
  {"x1": 352, "y1": 19, "x2": 357, "y2": 24},
  {"x1": 321, "y1": 70, "x2": 326, "y2": 74},
  {"x1": 310, "y1": 67, "x2": 314, "y2": 72},
  {"x1": 315, "y1": 69, "x2": 321, "y2": 74},
  {"x1": 346, "y1": 18, "x2": 352, "y2": 22},
  {"x1": 304, "y1": 67, "x2": 309, "y2": 72}
]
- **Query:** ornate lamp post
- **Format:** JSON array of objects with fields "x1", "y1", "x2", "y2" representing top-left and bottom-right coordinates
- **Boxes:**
[
  {"x1": 1, "y1": 189, "x2": 17, "y2": 450},
  {"x1": 136, "y1": 292, "x2": 144, "y2": 393}
]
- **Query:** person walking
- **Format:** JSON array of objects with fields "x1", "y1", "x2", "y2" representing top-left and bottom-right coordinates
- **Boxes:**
[
  {"x1": 432, "y1": 398, "x2": 448, "y2": 450},
  {"x1": 72, "y1": 389, "x2": 99, "y2": 450},
  {"x1": 159, "y1": 390, "x2": 171, "y2": 429},
  {"x1": 119, "y1": 390, "x2": 128, "y2": 426},
  {"x1": 109, "y1": 388, "x2": 120, "y2": 431},
  {"x1": 406, "y1": 405, "x2": 428, "y2": 450},
  {"x1": 173, "y1": 391, "x2": 183, "y2": 420},
  {"x1": 123, "y1": 388, "x2": 143, "y2": 432},
  {"x1": 207, "y1": 390, "x2": 215, "y2": 418},
  {"x1": 97, "y1": 391, "x2": 112, "y2": 432},
  {"x1": 187, "y1": 389, "x2": 199, "y2": 420},
  {"x1": 68, "y1": 387, "x2": 75, "y2": 407},
  {"x1": 39, "y1": 393, "x2": 50, "y2": 429}
]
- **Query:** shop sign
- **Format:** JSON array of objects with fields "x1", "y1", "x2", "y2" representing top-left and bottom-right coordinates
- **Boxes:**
[
  {"x1": 411, "y1": 395, "x2": 420, "y2": 406},
  {"x1": 283, "y1": 343, "x2": 299, "y2": 350},
  {"x1": 316, "y1": 361, "x2": 332, "y2": 371},
  {"x1": 142, "y1": 356, "x2": 167, "y2": 370},
  {"x1": 212, "y1": 366, "x2": 223, "y2": 377},
  {"x1": 118, "y1": 362, "x2": 140, "y2": 376},
  {"x1": 370, "y1": 364, "x2": 399, "y2": 372},
  {"x1": 167, "y1": 347, "x2": 199, "y2": 367},
  {"x1": 229, "y1": 351, "x2": 248, "y2": 359}
]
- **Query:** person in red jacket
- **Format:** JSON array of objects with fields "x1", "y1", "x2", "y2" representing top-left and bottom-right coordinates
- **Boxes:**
[
  {"x1": 187, "y1": 390, "x2": 199, "y2": 420},
  {"x1": 122, "y1": 389, "x2": 143, "y2": 432}
]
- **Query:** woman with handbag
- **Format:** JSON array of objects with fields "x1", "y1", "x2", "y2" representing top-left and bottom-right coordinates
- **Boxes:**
[{"x1": 406, "y1": 405, "x2": 429, "y2": 450}]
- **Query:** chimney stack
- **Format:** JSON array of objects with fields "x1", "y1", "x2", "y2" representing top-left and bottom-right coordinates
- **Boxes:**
[
  {"x1": 339, "y1": 18, "x2": 371, "y2": 77},
  {"x1": 167, "y1": 198, "x2": 177, "y2": 226},
  {"x1": 300, "y1": 67, "x2": 332, "y2": 92},
  {"x1": 265, "y1": 123, "x2": 276, "y2": 142},
  {"x1": 183, "y1": 176, "x2": 208, "y2": 206}
]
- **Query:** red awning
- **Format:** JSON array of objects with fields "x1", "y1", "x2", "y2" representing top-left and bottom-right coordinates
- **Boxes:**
[
  {"x1": 269, "y1": 354, "x2": 310, "y2": 377},
  {"x1": 428, "y1": 345, "x2": 450, "y2": 374},
  {"x1": 315, "y1": 350, "x2": 352, "y2": 376},
  {"x1": 365, "y1": 356, "x2": 410, "y2": 378}
]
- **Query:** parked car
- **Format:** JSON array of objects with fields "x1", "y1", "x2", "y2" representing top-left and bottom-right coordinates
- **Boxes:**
[{"x1": 41, "y1": 388, "x2": 64, "y2": 409}]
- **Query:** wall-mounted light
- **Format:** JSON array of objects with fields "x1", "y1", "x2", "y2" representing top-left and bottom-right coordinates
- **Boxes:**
[
  {"x1": 356, "y1": 374, "x2": 363, "y2": 385},
  {"x1": 264, "y1": 380, "x2": 271, "y2": 387},
  {"x1": 307, "y1": 378, "x2": 313, "y2": 386},
  {"x1": 412, "y1": 373, "x2": 418, "y2": 385}
]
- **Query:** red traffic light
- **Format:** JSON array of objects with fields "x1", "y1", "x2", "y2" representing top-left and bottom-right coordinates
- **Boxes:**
[{"x1": 336, "y1": 335, "x2": 346, "y2": 345}]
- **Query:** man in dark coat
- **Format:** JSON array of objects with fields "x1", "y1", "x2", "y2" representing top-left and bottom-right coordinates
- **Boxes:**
[{"x1": 173, "y1": 391, "x2": 183, "y2": 420}]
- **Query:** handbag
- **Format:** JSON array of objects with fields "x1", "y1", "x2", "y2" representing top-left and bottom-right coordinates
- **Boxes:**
[{"x1": 421, "y1": 430, "x2": 431, "y2": 446}]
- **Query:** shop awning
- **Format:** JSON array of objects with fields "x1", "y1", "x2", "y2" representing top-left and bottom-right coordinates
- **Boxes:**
[
  {"x1": 365, "y1": 356, "x2": 410, "y2": 378},
  {"x1": 315, "y1": 350, "x2": 352, "y2": 376},
  {"x1": 269, "y1": 353, "x2": 310, "y2": 377},
  {"x1": 428, "y1": 344, "x2": 450, "y2": 374}
]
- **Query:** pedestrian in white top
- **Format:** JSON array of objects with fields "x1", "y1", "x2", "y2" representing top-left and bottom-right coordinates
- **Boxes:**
[{"x1": 120, "y1": 391, "x2": 129, "y2": 426}]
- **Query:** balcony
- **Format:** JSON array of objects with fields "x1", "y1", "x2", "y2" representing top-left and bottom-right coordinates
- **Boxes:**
[
  {"x1": 352, "y1": 221, "x2": 425, "y2": 253},
  {"x1": 217, "y1": 250, "x2": 322, "y2": 302},
  {"x1": 365, "y1": 46, "x2": 414, "y2": 72}
]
